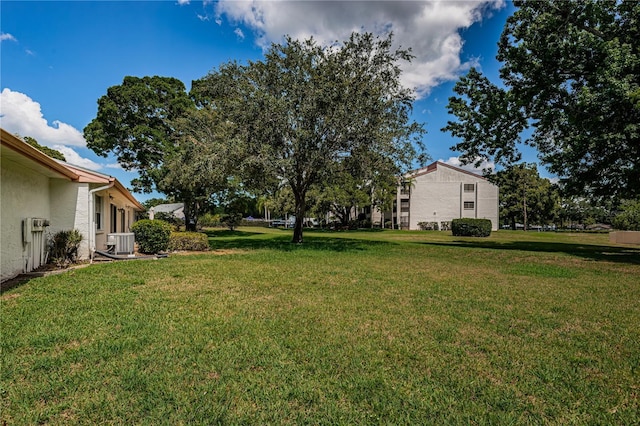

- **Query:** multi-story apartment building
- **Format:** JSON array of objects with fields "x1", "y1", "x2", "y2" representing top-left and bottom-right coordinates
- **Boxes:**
[{"x1": 370, "y1": 161, "x2": 499, "y2": 231}]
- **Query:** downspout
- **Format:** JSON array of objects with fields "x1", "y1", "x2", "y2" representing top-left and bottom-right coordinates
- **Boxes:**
[{"x1": 88, "y1": 182, "x2": 115, "y2": 261}]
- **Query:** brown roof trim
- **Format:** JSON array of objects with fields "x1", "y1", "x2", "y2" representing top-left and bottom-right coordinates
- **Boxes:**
[
  {"x1": 1, "y1": 128, "x2": 143, "y2": 210},
  {"x1": 67, "y1": 164, "x2": 143, "y2": 210},
  {"x1": 408, "y1": 161, "x2": 488, "y2": 180},
  {"x1": 114, "y1": 179, "x2": 144, "y2": 210},
  {"x1": 1, "y1": 128, "x2": 79, "y2": 180}
]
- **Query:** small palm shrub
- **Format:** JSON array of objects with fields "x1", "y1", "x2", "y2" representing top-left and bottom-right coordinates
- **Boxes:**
[
  {"x1": 168, "y1": 232, "x2": 210, "y2": 251},
  {"x1": 131, "y1": 219, "x2": 172, "y2": 253},
  {"x1": 49, "y1": 229, "x2": 83, "y2": 267},
  {"x1": 451, "y1": 218, "x2": 492, "y2": 237}
]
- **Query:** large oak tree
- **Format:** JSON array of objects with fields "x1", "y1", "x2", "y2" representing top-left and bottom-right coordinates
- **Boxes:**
[
  {"x1": 194, "y1": 32, "x2": 426, "y2": 243},
  {"x1": 84, "y1": 76, "x2": 229, "y2": 230},
  {"x1": 443, "y1": 0, "x2": 640, "y2": 201}
]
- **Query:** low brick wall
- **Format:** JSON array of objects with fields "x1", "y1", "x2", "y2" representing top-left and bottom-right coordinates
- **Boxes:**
[{"x1": 610, "y1": 231, "x2": 640, "y2": 245}]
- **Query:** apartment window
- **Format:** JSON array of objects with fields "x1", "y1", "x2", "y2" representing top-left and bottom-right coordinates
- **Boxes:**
[
  {"x1": 95, "y1": 195, "x2": 103, "y2": 230},
  {"x1": 464, "y1": 183, "x2": 475, "y2": 192},
  {"x1": 464, "y1": 201, "x2": 475, "y2": 210}
]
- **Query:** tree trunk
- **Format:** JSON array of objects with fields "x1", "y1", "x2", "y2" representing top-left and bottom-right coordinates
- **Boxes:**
[
  {"x1": 523, "y1": 193, "x2": 528, "y2": 231},
  {"x1": 292, "y1": 190, "x2": 306, "y2": 243},
  {"x1": 184, "y1": 200, "x2": 198, "y2": 232}
]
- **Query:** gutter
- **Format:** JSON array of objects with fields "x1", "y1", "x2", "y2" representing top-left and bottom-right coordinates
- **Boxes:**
[{"x1": 88, "y1": 181, "x2": 115, "y2": 260}]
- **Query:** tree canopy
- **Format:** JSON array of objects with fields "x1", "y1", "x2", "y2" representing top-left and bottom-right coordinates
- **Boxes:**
[
  {"x1": 84, "y1": 76, "x2": 234, "y2": 230},
  {"x1": 487, "y1": 163, "x2": 559, "y2": 230},
  {"x1": 22, "y1": 136, "x2": 66, "y2": 161},
  {"x1": 84, "y1": 76, "x2": 194, "y2": 193},
  {"x1": 443, "y1": 0, "x2": 640, "y2": 201},
  {"x1": 193, "y1": 32, "x2": 426, "y2": 242}
]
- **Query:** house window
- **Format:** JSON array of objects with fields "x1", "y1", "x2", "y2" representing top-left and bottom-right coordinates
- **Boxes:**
[
  {"x1": 464, "y1": 183, "x2": 475, "y2": 192},
  {"x1": 110, "y1": 204, "x2": 117, "y2": 233},
  {"x1": 464, "y1": 201, "x2": 475, "y2": 210},
  {"x1": 95, "y1": 195, "x2": 103, "y2": 230},
  {"x1": 120, "y1": 209, "x2": 126, "y2": 232}
]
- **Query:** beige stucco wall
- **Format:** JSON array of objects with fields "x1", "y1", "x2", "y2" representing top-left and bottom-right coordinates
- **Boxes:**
[
  {"x1": 49, "y1": 180, "x2": 91, "y2": 259},
  {"x1": 1, "y1": 158, "x2": 52, "y2": 281},
  {"x1": 93, "y1": 187, "x2": 138, "y2": 253}
]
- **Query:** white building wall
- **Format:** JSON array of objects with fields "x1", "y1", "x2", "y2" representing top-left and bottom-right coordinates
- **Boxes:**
[
  {"x1": 1, "y1": 159, "x2": 52, "y2": 281},
  {"x1": 409, "y1": 182, "x2": 462, "y2": 230},
  {"x1": 49, "y1": 181, "x2": 91, "y2": 259},
  {"x1": 406, "y1": 164, "x2": 499, "y2": 231},
  {"x1": 476, "y1": 181, "x2": 499, "y2": 231}
]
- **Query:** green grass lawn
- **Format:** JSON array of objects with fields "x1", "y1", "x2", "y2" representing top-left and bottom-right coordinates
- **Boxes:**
[{"x1": 2, "y1": 228, "x2": 639, "y2": 424}]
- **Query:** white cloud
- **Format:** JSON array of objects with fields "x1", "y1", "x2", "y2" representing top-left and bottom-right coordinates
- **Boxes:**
[
  {"x1": 52, "y1": 145, "x2": 102, "y2": 170},
  {"x1": 105, "y1": 163, "x2": 124, "y2": 170},
  {"x1": 214, "y1": 0, "x2": 504, "y2": 97},
  {"x1": 177, "y1": 0, "x2": 190, "y2": 5},
  {"x1": 0, "y1": 88, "x2": 86, "y2": 147},
  {"x1": 441, "y1": 156, "x2": 495, "y2": 174},
  {"x1": 547, "y1": 177, "x2": 560, "y2": 185},
  {"x1": 234, "y1": 28, "x2": 245, "y2": 40},
  {"x1": 1, "y1": 32, "x2": 17, "y2": 42}
]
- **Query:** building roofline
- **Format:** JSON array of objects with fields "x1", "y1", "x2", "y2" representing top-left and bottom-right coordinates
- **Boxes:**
[
  {"x1": 407, "y1": 161, "x2": 488, "y2": 180},
  {"x1": 1, "y1": 128, "x2": 143, "y2": 211},
  {"x1": 1, "y1": 128, "x2": 79, "y2": 180}
]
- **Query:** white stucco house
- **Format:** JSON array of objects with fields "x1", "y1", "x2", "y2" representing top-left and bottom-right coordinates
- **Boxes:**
[
  {"x1": 1, "y1": 129, "x2": 144, "y2": 282},
  {"x1": 370, "y1": 161, "x2": 499, "y2": 231}
]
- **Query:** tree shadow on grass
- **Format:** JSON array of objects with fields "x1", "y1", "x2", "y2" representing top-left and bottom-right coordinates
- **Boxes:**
[
  {"x1": 420, "y1": 240, "x2": 640, "y2": 266},
  {"x1": 208, "y1": 233, "x2": 392, "y2": 253},
  {"x1": 203, "y1": 229, "x2": 264, "y2": 238}
]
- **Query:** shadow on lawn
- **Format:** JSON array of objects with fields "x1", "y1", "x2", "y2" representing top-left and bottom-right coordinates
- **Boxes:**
[
  {"x1": 207, "y1": 231, "x2": 391, "y2": 253},
  {"x1": 420, "y1": 240, "x2": 640, "y2": 265}
]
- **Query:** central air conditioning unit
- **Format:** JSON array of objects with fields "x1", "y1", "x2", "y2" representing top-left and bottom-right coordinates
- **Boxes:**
[{"x1": 107, "y1": 233, "x2": 135, "y2": 255}]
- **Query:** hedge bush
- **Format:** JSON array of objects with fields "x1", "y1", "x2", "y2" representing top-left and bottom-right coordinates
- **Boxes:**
[
  {"x1": 131, "y1": 219, "x2": 172, "y2": 253},
  {"x1": 451, "y1": 218, "x2": 492, "y2": 237},
  {"x1": 168, "y1": 232, "x2": 210, "y2": 251}
]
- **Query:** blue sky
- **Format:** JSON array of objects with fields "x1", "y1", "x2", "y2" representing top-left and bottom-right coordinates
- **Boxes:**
[{"x1": 2, "y1": 0, "x2": 543, "y2": 202}]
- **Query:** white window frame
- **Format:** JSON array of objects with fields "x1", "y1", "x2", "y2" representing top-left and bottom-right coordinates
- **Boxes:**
[{"x1": 95, "y1": 195, "x2": 104, "y2": 230}]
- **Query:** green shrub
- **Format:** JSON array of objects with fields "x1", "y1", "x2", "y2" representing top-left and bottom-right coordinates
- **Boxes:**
[
  {"x1": 48, "y1": 229, "x2": 83, "y2": 267},
  {"x1": 198, "y1": 213, "x2": 221, "y2": 228},
  {"x1": 612, "y1": 198, "x2": 640, "y2": 231},
  {"x1": 451, "y1": 218, "x2": 492, "y2": 237},
  {"x1": 131, "y1": 219, "x2": 172, "y2": 253},
  {"x1": 154, "y1": 212, "x2": 184, "y2": 231},
  {"x1": 221, "y1": 213, "x2": 243, "y2": 231},
  {"x1": 418, "y1": 221, "x2": 439, "y2": 231},
  {"x1": 168, "y1": 232, "x2": 210, "y2": 251}
]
